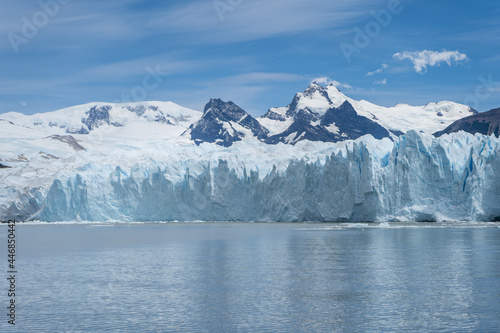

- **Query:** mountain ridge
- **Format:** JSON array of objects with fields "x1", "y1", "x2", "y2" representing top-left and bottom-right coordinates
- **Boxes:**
[
  {"x1": 434, "y1": 108, "x2": 500, "y2": 137},
  {"x1": 0, "y1": 82, "x2": 482, "y2": 147}
]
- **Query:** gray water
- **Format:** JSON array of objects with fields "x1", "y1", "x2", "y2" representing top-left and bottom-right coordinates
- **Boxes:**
[{"x1": 1, "y1": 222, "x2": 500, "y2": 332}]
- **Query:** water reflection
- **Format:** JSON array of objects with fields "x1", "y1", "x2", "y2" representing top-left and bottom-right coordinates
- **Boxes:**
[{"x1": 2, "y1": 223, "x2": 499, "y2": 332}]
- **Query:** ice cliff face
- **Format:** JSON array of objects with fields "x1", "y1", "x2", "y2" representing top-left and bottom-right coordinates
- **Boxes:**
[{"x1": 2, "y1": 131, "x2": 499, "y2": 222}]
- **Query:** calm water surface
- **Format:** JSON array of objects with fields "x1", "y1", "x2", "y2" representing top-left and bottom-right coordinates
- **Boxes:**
[{"x1": 1, "y1": 222, "x2": 500, "y2": 332}]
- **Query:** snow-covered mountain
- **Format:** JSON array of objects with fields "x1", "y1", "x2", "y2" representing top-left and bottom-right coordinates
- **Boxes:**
[
  {"x1": 1, "y1": 82, "x2": 498, "y2": 223},
  {"x1": 265, "y1": 100, "x2": 392, "y2": 144},
  {"x1": 0, "y1": 82, "x2": 476, "y2": 147},
  {"x1": 183, "y1": 98, "x2": 268, "y2": 147},
  {"x1": 0, "y1": 101, "x2": 201, "y2": 139},
  {"x1": 259, "y1": 82, "x2": 476, "y2": 144},
  {"x1": 182, "y1": 82, "x2": 476, "y2": 146}
]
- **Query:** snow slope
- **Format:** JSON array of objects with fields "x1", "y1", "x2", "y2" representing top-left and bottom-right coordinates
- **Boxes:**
[
  {"x1": 353, "y1": 99, "x2": 475, "y2": 135},
  {"x1": 0, "y1": 101, "x2": 201, "y2": 138}
]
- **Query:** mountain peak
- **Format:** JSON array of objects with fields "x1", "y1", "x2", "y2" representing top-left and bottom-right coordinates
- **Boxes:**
[
  {"x1": 203, "y1": 98, "x2": 247, "y2": 122},
  {"x1": 304, "y1": 81, "x2": 328, "y2": 95},
  {"x1": 205, "y1": 98, "x2": 234, "y2": 109},
  {"x1": 306, "y1": 81, "x2": 343, "y2": 92},
  {"x1": 307, "y1": 81, "x2": 325, "y2": 90},
  {"x1": 187, "y1": 99, "x2": 269, "y2": 147}
]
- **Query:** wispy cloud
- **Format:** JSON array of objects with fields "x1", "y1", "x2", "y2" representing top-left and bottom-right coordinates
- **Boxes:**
[
  {"x1": 311, "y1": 77, "x2": 352, "y2": 89},
  {"x1": 81, "y1": 55, "x2": 206, "y2": 81},
  {"x1": 0, "y1": 1, "x2": 146, "y2": 51},
  {"x1": 3, "y1": 0, "x2": 499, "y2": 115},
  {"x1": 366, "y1": 63, "x2": 389, "y2": 76},
  {"x1": 374, "y1": 79, "x2": 387, "y2": 85},
  {"x1": 454, "y1": 16, "x2": 500, "y2": 44},
  {"x1": 393, "y1": 50, "x2": 469, "y2": 73},
  {"x1": 484, "y1": 54, "x2": 500, "y2": 63},
  {"x1": 0, "y1": 0, "x2": 383, "y2": 52},
  {"x1": 150, "y1": 0, "x2": 382, "y2": 44}
]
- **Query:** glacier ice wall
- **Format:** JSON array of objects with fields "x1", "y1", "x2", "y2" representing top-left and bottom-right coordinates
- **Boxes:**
[{"x1": 3, "y1": 131, "x2": 500, "y2": 222}]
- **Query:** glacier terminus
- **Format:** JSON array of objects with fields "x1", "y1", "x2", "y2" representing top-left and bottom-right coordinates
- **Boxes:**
[{"x1": 1, "y1": 83, "x2": 499, "y2": 222}]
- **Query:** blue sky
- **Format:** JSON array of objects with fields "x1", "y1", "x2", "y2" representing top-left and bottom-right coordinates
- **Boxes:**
[{"x1": 1, "y1": 0, "x2": 499, "y2": 116}]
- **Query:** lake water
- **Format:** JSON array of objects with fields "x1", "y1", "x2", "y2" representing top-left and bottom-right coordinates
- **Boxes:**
[{"x1": 1, "y1": 222, "x2": 500, "y2": 332}]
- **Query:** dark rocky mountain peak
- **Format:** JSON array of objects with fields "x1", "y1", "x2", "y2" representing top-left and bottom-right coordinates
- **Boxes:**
[
  {"x1": 188, "y1": 99, "x2": 269, "y2": 147},
  {"x1": 266, "y1": 100, "x2": 391, "y2": 145}
]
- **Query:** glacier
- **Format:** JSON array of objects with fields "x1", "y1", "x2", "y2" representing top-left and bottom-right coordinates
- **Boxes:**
[{"x1": 2, "y1": 130, "x2": 500, "y2": 222}]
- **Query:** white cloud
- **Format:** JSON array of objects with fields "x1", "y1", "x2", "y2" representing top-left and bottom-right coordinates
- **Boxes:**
[
  {"x1": 311, "y1": 77, "x2": 352, "y2": 89},
  {"x1": 151, "y1": 0, "x2": 381, "y2": 44},
  {"x1": 393, "y1": 50, "x2": 469, "y2": 73},
  {"x1": 374, "y1": 79, "x2": 387, "y2": 85},
  {"x1": 20, "y1": 102, "x2": 27, "y2": 107},
  {"x1": 366, "y1": 64, "x2": 389, "y2": 76}
]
